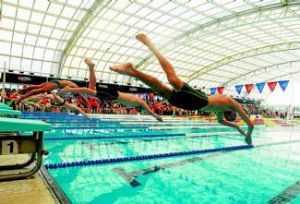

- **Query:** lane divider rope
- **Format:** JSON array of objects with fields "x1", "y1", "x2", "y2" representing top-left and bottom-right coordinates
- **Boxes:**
[
  {"x1": 44, "y1": 144, "x2": 253, "y2": 170},
  {"x1": 44, "y1": 133, "x2": 186, "y2": 141}
]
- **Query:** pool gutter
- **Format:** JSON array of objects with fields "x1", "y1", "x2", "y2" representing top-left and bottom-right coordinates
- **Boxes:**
[{"x1": 39, "y1": 166, "x2": 71, "y2": 204}]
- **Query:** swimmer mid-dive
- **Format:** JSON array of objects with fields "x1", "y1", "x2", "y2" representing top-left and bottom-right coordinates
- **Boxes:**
[
  {"x1": 58, "y1": 58, "x2": 163, "y2": 122},
  {"x1": 109, "y1": 34, "x2": 254, "y2": 145},
  {"x1": 14, "y1": 92, "x2": 88, "y2": 117},
  {"x1": 45, "y1": 93, "x2": 90, "y2": 118},
  {"x1": 18, "y1": 94, "x2": 46, "y2": 111},
  {"x1": 13, "y1": 80, "x2": 79, "y2": 103}
]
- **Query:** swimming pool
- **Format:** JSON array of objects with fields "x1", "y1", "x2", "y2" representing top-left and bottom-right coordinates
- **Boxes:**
[{"x1": 23, "y1": 113, "x2": 300, "y2": 203}]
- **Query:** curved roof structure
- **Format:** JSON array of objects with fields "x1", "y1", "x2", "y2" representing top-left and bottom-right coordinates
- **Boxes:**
[{"x1": 1, "y1": 0, "x2": 300, "y2": 95}]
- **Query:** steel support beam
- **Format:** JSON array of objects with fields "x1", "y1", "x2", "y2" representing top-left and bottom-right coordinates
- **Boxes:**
[
  {"x1": 187, "y1": 41, "x2": 300, "y2": 82},
  {"x1": 223, "y1": 60, "x2": 300, "y2": 87},
  {"x1": 267, "y1": 70, "x2": 300, "y2": 81},
  {"x1": 59, "y1": 0, "x2": 113, "y2": 76},
  {"x1": 134, "y1": 2, "x2": 300, "y2": 73}
]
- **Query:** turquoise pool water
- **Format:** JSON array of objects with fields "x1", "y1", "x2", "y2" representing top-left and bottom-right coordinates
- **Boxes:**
[{"x1": 24, "y1": 113, "x2": 300, "y2": 203}]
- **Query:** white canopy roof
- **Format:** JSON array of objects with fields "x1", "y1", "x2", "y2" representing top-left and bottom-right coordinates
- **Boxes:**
[{"x1": 1, "y1": 0, "x2": 300, "y2": 95}]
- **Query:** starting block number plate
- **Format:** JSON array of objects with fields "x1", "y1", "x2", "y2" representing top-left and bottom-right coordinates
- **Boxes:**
[
  {"x1": 1, "y1": 140, "x2": 19, "y2": 155},
  {"x1": 0, "y1": 140, "x2": 36, "y2": 155}
]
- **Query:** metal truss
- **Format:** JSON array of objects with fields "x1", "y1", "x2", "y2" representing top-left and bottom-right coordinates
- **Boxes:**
[
  {"x1": 134, "y1": 2, "x2": 300, "y2": 75},
  {"x1": 59, "y1": 0, "x2": 113, "y2": 76},
  {"x1": 187, "y1": 41, "x2": 300, "y2": 82},
  {"x1": 223, "y1": 59, "x2": 300, "y2": 87}
]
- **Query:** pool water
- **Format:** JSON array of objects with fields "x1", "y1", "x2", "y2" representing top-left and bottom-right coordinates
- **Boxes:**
[{"x1": 23, "y1": 113, "x2": 300, "y2": 203}]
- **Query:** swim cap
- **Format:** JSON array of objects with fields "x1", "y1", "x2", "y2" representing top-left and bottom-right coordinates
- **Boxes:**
[{"x1": 223, "y1": 111, "x2": 237, "y2": 122}]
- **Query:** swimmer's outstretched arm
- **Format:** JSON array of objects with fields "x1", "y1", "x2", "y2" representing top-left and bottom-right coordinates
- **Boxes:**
[
  {"x1": 140, "y1": 101, "x2": 163, "y2": 122},
  {"x1": 117, "y1": 92, "x2": 163, "y2": 122},
  {"x1": 64, "y1": 102, "x2": 89, "y2": 118},
  {"x1": 21, "y1": 95, "x2": 40, "y2": 103},
  {"x1": 20, "y1": 101, "x2": 42, "y2": 110},
  {"x1": 51, "y1": 93, "x2": 90, "y2": 118},
  {"x1": 58, "y1": 87, "x2": 96, "y2": 96},
  {"x1": 216, "y1": 113, "x2": 247, "y2": 137},
  {"x1": 229, "y1": 98, "x2": 254, "y2": 145}
]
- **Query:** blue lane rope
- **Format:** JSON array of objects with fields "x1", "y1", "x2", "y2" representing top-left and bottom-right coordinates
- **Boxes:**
[
  {"x1": 21, "y1": 117, "x2": 88, "y2": 120},
  {"x1": 44, "y1": 133, "x2": 185, "y2": 141},
  {"x1": 45, "y1": 121, "x2": 111, "y2": 124},
  {"x1": 44, "y1": 144, "x2": 253, "y2": 170},
  {"x1": 52, "y1": 125, "x2": 149, "y2": 130}
]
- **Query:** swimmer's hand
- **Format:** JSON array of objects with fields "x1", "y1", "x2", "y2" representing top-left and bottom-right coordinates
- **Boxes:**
[
  {"x1": 245, "y1": 125, "x2": 254, "y2": 145},
  {"x1": 155, "y1": 115, "x2": 163, "y2": 122},
  {"x1": 236, "y1": 126, "x2": 252, "y2": 145}
]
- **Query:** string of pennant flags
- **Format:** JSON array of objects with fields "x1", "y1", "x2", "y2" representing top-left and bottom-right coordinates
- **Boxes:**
[{"x1": 210, "y1": 80, "x2": 289, "y2": 95}]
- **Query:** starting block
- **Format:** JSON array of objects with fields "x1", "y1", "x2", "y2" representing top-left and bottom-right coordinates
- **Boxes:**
[{"x1": 0, "y1": 117, "x2": 52, "y2": 181}]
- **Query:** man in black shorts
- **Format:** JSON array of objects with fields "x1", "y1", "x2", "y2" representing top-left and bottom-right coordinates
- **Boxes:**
[
  {"x1": 110, "y1": 34, "x2": 254, "y2": 145},
  {"x1": 59, "y1": 59, "x2": 162, "y2": 122}
]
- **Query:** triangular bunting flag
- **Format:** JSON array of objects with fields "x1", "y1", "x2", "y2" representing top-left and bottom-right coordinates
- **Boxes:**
[
  {"x1": 235, "y1": 85, "x2": 243, "y2": 95},
  {"x1": 278, "y1": 80, "x2": 289, "y2": 92},
  {"x1": 210, "y1": 87, "x2": 217, "y2": 95},
  {"x1": 267, "y1": 81, "x2": 277, "y2": 92},
  {"x1": 256, "y1": 82, "x2": 265, "y2": 94},
  {"x1": 245, "y1": 84, "x2": 254, "y2": 94},
  {"x1": 217, "y1": 86, "x2": 224, "y2": 94}
]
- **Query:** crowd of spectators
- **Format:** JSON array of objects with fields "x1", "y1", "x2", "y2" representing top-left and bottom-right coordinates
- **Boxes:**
[
  {"x1": 0, "y1": 88, "x2": 212, "y2": 116},
  {"x1": 243, "y1": 103, "x2": 294, "y2": 119},
  {"x1": 0, "y1": 87, "x2": 296, "y2": 119}
]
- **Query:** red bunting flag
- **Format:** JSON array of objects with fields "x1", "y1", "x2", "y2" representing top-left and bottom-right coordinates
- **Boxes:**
[
  {"x1": 267, "y1": 81, "x2": 277, "y2": 92},
  {"x1": 245, "y1": 84, "x2": 254, "y2": 94},
  {"x1": 217, "y1": 86, "x2": 224, "y2": 94}
]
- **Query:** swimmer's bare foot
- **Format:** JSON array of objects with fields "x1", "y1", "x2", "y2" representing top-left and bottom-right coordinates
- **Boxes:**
[
  {"x1": 84, "y1": 58, "x2": 95, "y2": 70},
  {"x1": 136, "y1": 34, "x2": 160, "y2": 55},
  {"x1": 109, "y1": 62, "x2": 135, "y2": 76},
  {"x1": 136, "y1": 34, "x2": 152, "y2": 46}
]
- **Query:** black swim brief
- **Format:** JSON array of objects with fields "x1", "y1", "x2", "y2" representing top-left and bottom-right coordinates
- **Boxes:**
[
  {"x1": 96, "y1": 84, "x2": 119, "y2": 101},
  {"x1": 50, "y1": 80, "x2": 61, "y2": 88},
  {"x1": 168, "y1": 83, "x2": 208, "y2": 110}
]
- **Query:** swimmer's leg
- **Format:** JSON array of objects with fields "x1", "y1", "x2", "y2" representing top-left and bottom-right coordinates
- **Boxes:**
[
  {"x1": 58, "y1": 59, "x2": 96, "y2": 96},
  {"x1": 12, "y1": 83, "x2": 48, "y2": 97},
  {"x1": 110, "y1": 63, "x2": 172, "y2": 99},
  {"x1": 84, "y1": 58, "x2": 96, "y2": 90},
  {"x1": 16, "y1": 83, "x2": 57, "y2": 102},
  {"x1": 136, "y1": 34, "x2": 184, "y2": 91}
]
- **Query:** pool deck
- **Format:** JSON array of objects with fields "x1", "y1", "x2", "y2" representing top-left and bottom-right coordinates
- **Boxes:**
[{"x1": 0, "y1": 155, "x2": 58, "y2": 204}]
